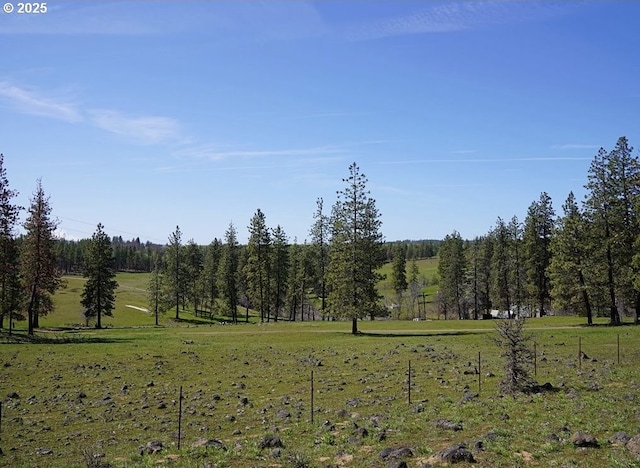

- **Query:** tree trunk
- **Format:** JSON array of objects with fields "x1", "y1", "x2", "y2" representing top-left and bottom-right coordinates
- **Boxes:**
[
  {"x1": 27, "y1": 282, "x2": 37, "y2": 335},
  {"x1": 351, "y1": 317, "x2": 358, "y2": 335}
]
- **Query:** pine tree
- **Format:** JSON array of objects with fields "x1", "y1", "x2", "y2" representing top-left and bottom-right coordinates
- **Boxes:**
[
  {"x1": 202, "y1": 238, "x2": 222, "y2": 311},
  {"x1": 218, "y1": 222, "x2": 239, "y2": 323},
  {"x1": 508, "y1": 216, "x2": 525, "y2": 317},
  {"x1": 0, "y1": 154, "x2": 22, "y2": 331},
  {"x1": 184, "y1": 239, "x2": 204, "y2": 313},
  {"x1": 271, "y1": 225, "x2": 289, "y2": 322},
  {"x1": 584, "y1": 138, "x2": 640, "y2": 324},
  {"x1": 309, "y1": 198, "x2": 330, "y2": 319},
  {"x1": 81, "y1": 223, "x2": 118, "y2": 328},
  {"x1": 523, "y1": 193, "x2": 555, "y2": 317},
  {"x1": 477, "y1": 234, "x2": 494, "y2": 317},
  {"x1": 246, "y1": 209, "x2": 271, "y2": 322},
  {"x1": 549, "y1": 192, "x2": 594, "y2": 324},
  {"x1": 21, "y1": 179, "x2": 64, "y2": 334},
  {"x1": 148, "y1": 252, "x2": 168, "y2": 326},
  {"x1": 327, "y1": 163, "x2": 384, "y2": 334},
  {"x1": 438, "y1": 231, "x2": 468, "y2": 319},
  {"x1": 408, "y1": 258, "x2": 421, "y2": 318},
  {"x1": 391, "y1": 243, "x2": 408, "y2": 318},
  {"x1": 491, "y1": 218, "x2": 512, "y2": 317},
  {"x1": 165, "y1": 226, "x2": 184, "y2": 320}
]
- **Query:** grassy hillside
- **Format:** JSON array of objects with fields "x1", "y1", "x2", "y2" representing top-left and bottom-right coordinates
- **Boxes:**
[
  {"x1": 27, "y1": 257, "x2": 441, "y2": 330},
  {"x1": 378, "y1": 257, "x2": 439, "y2": 318}
]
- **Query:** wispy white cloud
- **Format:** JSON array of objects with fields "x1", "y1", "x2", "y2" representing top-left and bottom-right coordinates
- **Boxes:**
[
  {"x1": 173, "y1": 144, "x2": 345, "y2": 161},
  {"x1": 0, "y1": 81, "x2": 183, "y2": 145},
  {"x1": 345, "y1": 1, "x2": 575, "y2": 41},
  {"x1": 0, "y1": 81, "x2": 81, "y2": 122},
  {"x1": 89, "y1": 110, "x2": 181, "y2": 145}
]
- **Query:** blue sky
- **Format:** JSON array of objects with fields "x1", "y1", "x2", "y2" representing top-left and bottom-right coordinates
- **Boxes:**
[{"x1": 1, "y1": 1, "x2": 639, "y2": 244}]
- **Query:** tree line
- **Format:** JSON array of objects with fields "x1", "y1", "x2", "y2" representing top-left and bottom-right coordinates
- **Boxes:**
[
  {"x1": 436, "y1": 136, "x2": 640, "y2": 325},
  {"x1": 147, "y1": 163, "x2": 387, "y2": 334},
  {"x1": 0, "y1": 154, "x2": 121, "y2": 334}
]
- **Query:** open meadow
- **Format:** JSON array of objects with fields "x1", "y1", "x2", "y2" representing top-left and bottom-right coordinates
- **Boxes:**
[{"x1": 2, "y1": 274, "x2": 640, "y2": 467}]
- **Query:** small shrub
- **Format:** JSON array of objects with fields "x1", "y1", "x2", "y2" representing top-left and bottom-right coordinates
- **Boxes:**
[{"x1": 493, "y1": 317, "x2": 536, "y2": 394}]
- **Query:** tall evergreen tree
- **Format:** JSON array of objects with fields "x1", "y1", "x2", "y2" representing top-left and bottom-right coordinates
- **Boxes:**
[
  {"x1": 584, "y1": 138, "x2": 640, "y2": 324},
  {"x1": 184, "y1": 239, "x2": 204, "y2": 313},
  {"x1": 271, "y1": 225, "x2": 289, "y2": 322},
  {"x1": 466, "y1": 237, "x2": 482, "y2": 320},
  {"x1": 327, "y1": 163, "x2": 384, "y2": 334},
  {"x1": 202, "y1": 238, "x2": 222, "y2": 311},
  {"x1": 549, "y1": 192, "x2": 594, "y2": 324},
  {"x1": 438, "y1": 231, "x2": 467, "y2": 319},
  {"x1": 219, "y1": 222, "x2": 239, "y2": 323},
  {"x1": 148, "y1": 251, "x2": 168, "y2": 326},
  {"x1": 391, "y1": 243, "x2": 408, "y2": 318},
  {"x1": 21, "y1": 179, "x2": 63, "y2": 334},
  {"x1": 309, "y1": 198, "x2": 330, "y2": 319},
  {"x1": 245, "y1": 209, "x2": 271, "y2": 322},
  {"x1": 477, "y1": 234, "x2": 494, "y2": 317},
  {"x1": 0, "y1": 154, "x2": 21, "y2": 331},
  {"x1": 522, "y1": 192, "x2": 555, "y2": 317},
  {"x1": 408, "y1": 258, "x2": 421, "y2": 318},
  {"x1": 508, "y1": 216, "x2": 525, "y2": 317},
  {"x1": 491, "y1": 218, "x2": 512, "y2": 317},
  {"x1": 165, "y1": 226, "x2": 184, "y2": 320},
  {"x1": 81, "y1": 223, "x2": 118, "y2": 328}
]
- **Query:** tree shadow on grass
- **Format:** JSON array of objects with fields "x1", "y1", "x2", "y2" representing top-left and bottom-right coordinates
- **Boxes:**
[
  {"x1": 0, "y1": 330, "x2": 130, "y2": 345},
  {"x1": 355, "y1": 330, "x2": 488, "y2": 338}
]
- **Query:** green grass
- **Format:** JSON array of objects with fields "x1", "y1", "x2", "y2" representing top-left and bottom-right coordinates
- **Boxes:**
[
  {"x1": 2, "y1": 316, "x2": 640, "y2": 467},
  {"x1": 378, "y1": 257, "x2": 440, "y2": 317},
  {"x1": 4, "y1": 268, "x2": 640, "y2": 467}
]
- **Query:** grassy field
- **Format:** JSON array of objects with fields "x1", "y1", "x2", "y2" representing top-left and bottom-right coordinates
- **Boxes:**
[{"x1": 3, "y1": 271, "x2": 640, "y2": 467}]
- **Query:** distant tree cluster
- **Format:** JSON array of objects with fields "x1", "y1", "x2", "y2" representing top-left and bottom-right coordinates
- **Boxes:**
[
  {"x1": 55, "y1": 236, "x2": 162, "y2": 274},
  {"x1": 148, "y1": 163, "x2": 385, "y2": 334},
  {"x1": 437, "y1": 136, "x2": 640, "y2": 325}
]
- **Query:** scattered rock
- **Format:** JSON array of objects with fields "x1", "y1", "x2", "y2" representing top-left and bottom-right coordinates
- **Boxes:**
[
  {"x1": 434, "y1": 443, "x2": 475, "y2": 463},
  {"x1": 571, "y1": 431, "x2": 599, "y2": 447},
  {"x1": 276, "y1": 409, "x2": 290, "y2": 420},
  {"x1": 546, "y1": 433, "x2": 561, "y2": 443},
  {"x1": 7, "y1": 392, "x2": 19, "y2": 399},
  {"x1": 459, "y1": 391, "x2": 478, "y2": 404},
  {"x1": 379, "y1": 446, "x2": 413, "y2": 460},
  {"x1": 610, "y1": 432, "x2": 631, "y2": 445},
  {"x1": 353, "y1": 426, "x2": 368, "y2": 438},
  {"x1": 346, "y1": 398, "x2": 360, "y2": 407},
  {"x1": 412, "y1": 403, "x2": 425, "y2": 413},
  {"x1": 35, "y1": 447, "x2": 53, "y2": 455},
  {"x1": 192, "y1": 438, "x2": 227, "y2": 451},
  {"x1": 387, "y1": 461, "x2": 408, "y2": 468},
  {"x1": 138, "y1": 441, "x2": 163, "y2": 456},
  {"x1": 321, "y1": 420, "x2": 335, "y2": 431},
  {"x1": 626, "y1": 434, "x2": 640, "y2": 456},
  {"x1": 258, "y1": 435, "x2": 283, "y2": 450},
  {"x1": 435, "y1": 418, "x2": 463, "y2": 431}
]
